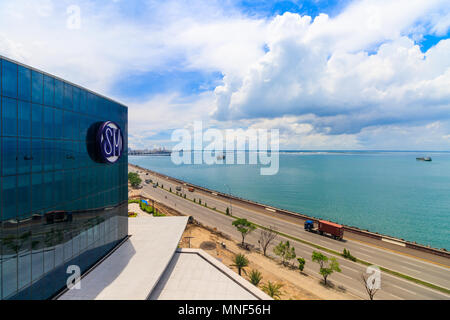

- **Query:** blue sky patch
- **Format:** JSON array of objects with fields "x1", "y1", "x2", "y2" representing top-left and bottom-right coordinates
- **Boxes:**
[
  {"x1": 112, "y1": 69, "x2": 223, "y2": 101},
  {"x1": 238, "y1": 0, "x2": 352, "y2": 18},
  {"x1": 418, "y1": 32, "x2": 450, "y2": 52}
]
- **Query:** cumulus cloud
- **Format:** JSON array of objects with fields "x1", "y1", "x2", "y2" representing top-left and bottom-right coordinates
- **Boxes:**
[{"x1": 212, "y1": 0, "x2": 450, "y2": 148}]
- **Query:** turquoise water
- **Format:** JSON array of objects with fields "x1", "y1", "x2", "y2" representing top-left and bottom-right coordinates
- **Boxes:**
[{"x1": 130, "y1": 152, "x2": 450, "y2": 250}]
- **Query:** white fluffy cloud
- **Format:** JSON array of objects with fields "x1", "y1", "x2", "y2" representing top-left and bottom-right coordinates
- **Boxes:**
[{"x1": 212, "y1": 2, "x2": 450, "y2": 145}]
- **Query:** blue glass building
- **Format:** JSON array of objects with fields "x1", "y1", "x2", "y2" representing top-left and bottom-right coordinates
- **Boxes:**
[{"x1": 0, "y1": 56, "x2": 128, "y2": 299}]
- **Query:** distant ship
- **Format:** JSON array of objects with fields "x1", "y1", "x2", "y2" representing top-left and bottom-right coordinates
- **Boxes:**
[
  {"x1": 217, "y1": 154, "x2": 226, "y2": 160},
  {"x1": 416, "y1": 157, "x2": 432, "y2": 161}
]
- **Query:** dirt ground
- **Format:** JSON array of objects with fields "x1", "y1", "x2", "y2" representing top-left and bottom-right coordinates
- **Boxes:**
[{"x1": 179, "y1": 223, "x2": 358, "y2": 300}]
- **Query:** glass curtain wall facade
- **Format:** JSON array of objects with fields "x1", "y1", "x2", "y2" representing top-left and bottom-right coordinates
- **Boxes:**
[{"x1": 0, "y1": 56, "x2": 128, "y2": 300}]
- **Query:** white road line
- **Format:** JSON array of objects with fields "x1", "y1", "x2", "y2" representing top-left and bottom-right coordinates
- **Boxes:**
[
  {"x1": 338, "y1": 273, "x2": 355, "y2": 281},
  {"x1": 399, "y1": 259, "x2": 431, "y2": 268},
  {"x1": 340, "y1": 265, "x2": 361, "y2": 274},
  {"x1": 355, "y1": 252, "x2": 372, "y2": 258},
  {"x1": 384, "y1": 292, "x2": 403, "y2": 300},
  {"x1": 399, "y1": 265, "x2": 420, "y2": 274},
  {"x1": 390, "y1": 284, "x2": 418, "y2": 295},
  {"x1": 352, "y1": 246, "x2": 376, "y2": 255}
]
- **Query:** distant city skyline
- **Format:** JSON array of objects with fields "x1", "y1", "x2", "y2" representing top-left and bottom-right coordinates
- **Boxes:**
[{"x1": 1, "y1": 0, "x2": 449, "y2": 151}]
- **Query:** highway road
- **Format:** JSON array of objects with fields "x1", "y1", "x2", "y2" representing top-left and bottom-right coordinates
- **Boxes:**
[{"x1": 131, "y1": 167, "x2": 450, "y2": 300}]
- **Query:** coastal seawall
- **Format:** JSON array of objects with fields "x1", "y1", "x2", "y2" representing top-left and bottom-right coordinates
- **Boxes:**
[{"x1": 130, "y1": 163, "x2": 450, "y2": 263}]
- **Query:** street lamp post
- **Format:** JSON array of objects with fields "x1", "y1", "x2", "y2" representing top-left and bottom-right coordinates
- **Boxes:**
[{"x1": 224, "y1": 184, "x2": 232, "y2": 216}]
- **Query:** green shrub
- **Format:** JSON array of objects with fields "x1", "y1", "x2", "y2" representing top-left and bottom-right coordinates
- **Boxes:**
[
  {"x1": 297, "y1": 257, "x2": 306, "y2": 272},
  {"x1": 153, "y1": 211, "x2": 166, "y2": 217},
  {"x1": 231, "y1": 254, "x2": 249, "y2": 276},
  {"x1": 262, "y1": 281, "x2": 283, "y2": 300},
  {"x1": 249, "y1": 269, "x2": 262, "y2": 286},
  {"x1": 342, "y1": 248, "x2": 357, "y2": 262},
  {"x1": 139, "y1": 201, "x2": 154, "y2": 214}
]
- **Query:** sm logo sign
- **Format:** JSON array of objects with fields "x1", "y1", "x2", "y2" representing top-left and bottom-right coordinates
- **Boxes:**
[{"x1": 97, "y1": 121, "x2": 124, "y2": 164}]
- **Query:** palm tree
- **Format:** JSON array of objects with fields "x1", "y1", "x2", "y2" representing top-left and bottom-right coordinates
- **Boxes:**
[
  {"x1": 262, "y1": 281, "x2": 284, "y2": 299},
  {"x1": 249, "y1": 269, "x2": 263, "y2": 286},
  {"x1": 231, "y1": 253, "x2": 249, "y2": 276}
]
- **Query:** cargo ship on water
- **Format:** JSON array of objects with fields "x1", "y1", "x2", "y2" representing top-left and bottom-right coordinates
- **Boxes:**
[{"x1": 416, "y1": 157, "x2": 432, "y2": 161}]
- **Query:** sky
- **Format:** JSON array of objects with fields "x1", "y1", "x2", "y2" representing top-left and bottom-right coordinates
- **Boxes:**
[{"x1": 1, "y1": 0, "x2": 449, "y2": 150}]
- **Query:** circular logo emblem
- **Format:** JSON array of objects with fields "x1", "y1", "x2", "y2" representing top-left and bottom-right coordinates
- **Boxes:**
[{"x1": 97, "y1": 121, "x2": 124, "y2": 164}]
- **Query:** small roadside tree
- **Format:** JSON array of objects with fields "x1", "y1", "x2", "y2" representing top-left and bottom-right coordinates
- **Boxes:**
[
  {"x1": 231, "y1": 253, "x2": 249, "y2": 276},
  {"x1": 361, "y1": 269, "x2": 380, "y2": 300},
  {"x1": 232, "y1": 218, "x2": 256, "y2": 248},
  {"x1": 273, "y1": 240, "x2": 296, "y2": 266},
  {"x1": 311, "y1": 251, "x2": 341, "y2": 285},
  {"x1": 249, "y1": 269, "x2": 263, "y2": 286},
  {"x1": 226, "y1": 207, "x2": 230, "y2": 215},
  {"x1": 128, "y1": 172, "x2": 141, "y2": 188},
  {"x1": 258, "y1": 226, "x2": 277, "y2": 256},
  {"x1": 297, "y1": 257, "x2": 306, "y2": 273}
]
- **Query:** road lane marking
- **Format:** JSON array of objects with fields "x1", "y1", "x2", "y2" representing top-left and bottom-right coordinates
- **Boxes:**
[
  {"x1": 345, "y1": 236, "x2": 450, "y2": 269},
  {"x1": 340, "y1": 265, "x2": 361, "y2": 274},
  {"x1": 338, "y1": 273, "x2": 354, "y2": 281},
  {"x1": 390, "y1": 284, "x2": 418, "y2": 295},
  {"x1": 399, "y1": 265, "x2": 421, "y2": 274},
  {"x1": 354, "y1": 252, "x2": 372, "y2": 258},
  {"x1": 384, "y1": 292, "x2": 403, "y2": 300}
]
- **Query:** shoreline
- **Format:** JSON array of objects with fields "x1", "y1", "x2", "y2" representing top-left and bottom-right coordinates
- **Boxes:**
[{"x1": 129, "y1": 163, "x2": 450, "y2": 262}]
